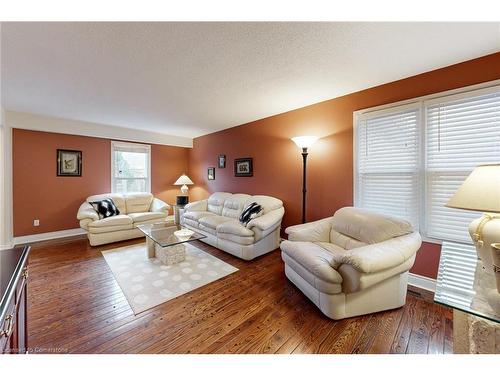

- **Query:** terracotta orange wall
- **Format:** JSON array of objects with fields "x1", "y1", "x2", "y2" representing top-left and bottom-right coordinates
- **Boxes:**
[
  {"x1": 12, "y1": 129, "x2": 189, "y2": 236},
  {"x1": 188, "y1": 52, "x2": 500, "y2": 279}
]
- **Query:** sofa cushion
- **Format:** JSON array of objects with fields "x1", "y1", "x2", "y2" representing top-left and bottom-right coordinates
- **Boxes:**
[
  {"x1": 221, "y1": 193, "x2": 250, "y2": 218},
  {"x1": 125, "y1": 193, "x2": 153, "y2": 214},
  {"x1": 88, "y1": 223, "x2": 133, "y2": 234},
  {"x1": 239, "y1": 202, "x2": 263, "y2": 226},
  {"x1": 331, "y1": 207, "x2": 413, "y2": 244},
  {"x1": 217, "y1": 232, "x2": 255, "y2": 245},
  {"x1": 128, "y1": 211, "x2": 167, "y2": 223},
  {"x1": 89, "y1": 198, "x2": 121, "y2": 219},
  {"x1": 198, "y1": 224, "x2": 217, "y2": 235},
  {"x1": 329, "y1": 229, "x2": 367, "y2": 250},
  {"x1": 183, "y1": 211, "x2": 216, "y2": 222},
  {"x1": 198, "y1": 215, "x2": 235, "y2": 230},
  {"x1": 88, "y1": 214, "x2": 133, "y2": 228},
  {"x1": 246, "y1": 195, "x2": 283, "y2": 214},
  {"x1": 216, "y1": 221, "x2": 254, "y2": 237},
  {"x1": 87, "y1": 193, "x2": 126, "y2": 214},
  {"x1": 207, "y1": 192, "x2": 232, "y2": 215}
]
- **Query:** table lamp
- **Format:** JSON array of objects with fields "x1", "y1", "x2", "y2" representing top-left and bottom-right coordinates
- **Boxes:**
[
  {"x1": 174, "y1": 174, "x2": 194, "y2": 195},
  {"x1": 446, "y1": 164, "x2": 500, "y2": 295}
]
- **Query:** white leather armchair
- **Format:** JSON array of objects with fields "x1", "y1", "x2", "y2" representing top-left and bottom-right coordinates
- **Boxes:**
[{"x1": 280, "y1": 207, "x2": 421, "y2": 319}]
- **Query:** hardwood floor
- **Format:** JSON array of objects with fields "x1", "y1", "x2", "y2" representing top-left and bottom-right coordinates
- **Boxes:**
[{"x1": 26, "y1": 236, "x2": 452, "y2": 354}]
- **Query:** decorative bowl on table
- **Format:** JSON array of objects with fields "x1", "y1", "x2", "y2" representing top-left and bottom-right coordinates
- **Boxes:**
[{"x1": 174, "y1": 229, "x2": 194, "y2": 241}]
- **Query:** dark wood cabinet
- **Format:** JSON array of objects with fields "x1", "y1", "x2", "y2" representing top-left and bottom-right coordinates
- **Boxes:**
[{"x1": 1, "y1": 246, "x2": 30, "y2": 354}]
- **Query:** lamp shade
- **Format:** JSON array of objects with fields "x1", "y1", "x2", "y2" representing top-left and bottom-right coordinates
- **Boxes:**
[
  {"x1": 174, "y1": 174, "x2": 194, "y2": 186},
  {"x1": 291, "y1": 136, "x2": 319, "y2": 149},
  {"x1": 446, "y1": 164, "x2": 500, "y2": 213}
]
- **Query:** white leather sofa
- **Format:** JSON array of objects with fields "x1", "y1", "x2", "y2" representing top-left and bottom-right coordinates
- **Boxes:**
[
  {"x1": 181, "y1": 192, "x2": 284, "y2": 260},
  {"x1": 280, "y1": 207, "x2": 421, "y2": 320},
  {"x1": 77, "y1": 193, "x2": 171, "y2": 246}
]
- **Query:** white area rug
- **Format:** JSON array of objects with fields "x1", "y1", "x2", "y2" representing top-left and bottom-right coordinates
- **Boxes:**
[{"x1": 101, "y1": 242, "x2": 238, "y2": 314}]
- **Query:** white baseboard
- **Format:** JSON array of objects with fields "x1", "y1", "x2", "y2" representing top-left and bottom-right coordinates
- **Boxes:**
[
  {"x1": 0, "y1": 242, "x2": 14, "y2": 251},
  {"x1": 408, "y1": 272, "x2": 436, "y2": 293},
  {"x1": 13, "y1": 228, "x2": 86, "y2": 245}
]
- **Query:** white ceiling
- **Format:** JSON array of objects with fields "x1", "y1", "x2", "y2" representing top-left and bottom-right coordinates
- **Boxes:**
[{"x1": 2, "y1": 22, "x2": 499, "y2": 139}]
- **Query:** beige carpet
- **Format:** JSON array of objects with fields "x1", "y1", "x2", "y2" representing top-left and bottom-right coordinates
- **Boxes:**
[{"x1": 101, "y1": 242, "x2": 238, "y2": 314}]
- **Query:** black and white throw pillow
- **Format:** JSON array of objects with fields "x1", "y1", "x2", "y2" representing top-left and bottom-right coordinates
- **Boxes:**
[
  {"x1": 90, "y1": 198, "x2": 120, "y2": 219},
  {"x1": 239, "y1": 202, "x2": 263, "y2": 226}
]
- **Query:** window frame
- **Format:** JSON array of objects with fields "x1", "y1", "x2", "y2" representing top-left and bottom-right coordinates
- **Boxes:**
[
  {"x1": 353, "y1": 79, "x2": 500, "y2": 245},
  {"x1": 111, "y1": 140, "x2": 151, "y2": 194}
]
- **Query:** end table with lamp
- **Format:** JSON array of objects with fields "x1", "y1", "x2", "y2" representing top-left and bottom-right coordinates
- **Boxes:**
[
  {"x1": 435, "y1": 164, "x2": 500, "y2": 353},
  {"x1": 173, "y1": 174, "x2": 194, "y2": 224}
]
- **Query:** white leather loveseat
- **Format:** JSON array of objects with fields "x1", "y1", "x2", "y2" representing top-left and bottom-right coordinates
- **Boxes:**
[
  {"x1": 77, "y1": 193, "x2": 171, "y2": 246},
  {"x1": 280, "y1": 207, "x2": 421, "y2": 319},
  {"x1": 181, "y1": 192, "x2": 284, "y2": 260}
]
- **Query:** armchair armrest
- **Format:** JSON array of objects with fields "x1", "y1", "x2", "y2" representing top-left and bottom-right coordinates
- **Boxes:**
[
  {"x1": 151, "y1": 197, "x2": 170, "y2": 214},
  {"x1": 329, "y1": 232, "x2": 422, "y2": 273},
  {"x1": 285, "y1": 217, "x2": 332, "y2": 242},
  {"x1": 247, "y1": 207, "x2": 285, "y2": 231},
  {"x1": 184, "y1": 199, "x2": 208, "y2": 212}
]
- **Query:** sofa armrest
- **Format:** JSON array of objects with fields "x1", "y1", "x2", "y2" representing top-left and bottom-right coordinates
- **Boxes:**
[
  {"x1": 151, "y1": 197, "x2": 170, "y2": 214},
  {"x1": 77, "y1": 202, "x2": 99, "y2": 221},
  {"x1": 247, "y1": 207, "x2": 285, "y2": 231},
  {"x1": 285, "y1": 217, "x2": 332, "y2": 242},
  {"x1": 329, "y1": 232, "x2": 422, "y2": 273},
  {"x1": 77, "y1": 202, "x2": 98, "y2": 230},
  {"x1": 184, "y1": 199, "x2": 208, "y2": 212}
]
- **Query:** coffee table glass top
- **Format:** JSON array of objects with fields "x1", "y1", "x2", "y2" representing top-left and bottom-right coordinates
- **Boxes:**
[{"x1": 137, "y1": 223, "x2": 206, "y2": 247}]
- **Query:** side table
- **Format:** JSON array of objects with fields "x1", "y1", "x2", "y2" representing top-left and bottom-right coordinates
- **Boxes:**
[{"x1": 434, "y1": 241, "x2": 500, "y2": 353}]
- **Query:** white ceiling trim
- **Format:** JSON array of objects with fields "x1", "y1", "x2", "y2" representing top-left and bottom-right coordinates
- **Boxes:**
[{"x1": 4, "y1": 111, "x2": 193, "y2": 148}]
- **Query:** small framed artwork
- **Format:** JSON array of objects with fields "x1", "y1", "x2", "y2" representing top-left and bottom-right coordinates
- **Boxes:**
[
  {"x1": 207, "y1": 167, "x2": 215, "y2": 180},
  {"x1": 218, "y1": 154, "x2": 226, "y2": 168},
  {"x1": 234, "y1": 158, "x2": 253, "y2": 177},
  {"x1": 57, "y1": 149, "x2": 82, "y2": 177}
]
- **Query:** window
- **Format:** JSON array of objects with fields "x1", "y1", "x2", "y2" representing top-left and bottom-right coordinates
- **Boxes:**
[
  {"x1": 111, "y1": 141, "x2": 151, "y2": 194},
  {"x1": 356, "y1": 105, "x2": 420, "y2": 228},
  {"x1": 354, "y1": 83, "x2": 500, "y2": 244}
]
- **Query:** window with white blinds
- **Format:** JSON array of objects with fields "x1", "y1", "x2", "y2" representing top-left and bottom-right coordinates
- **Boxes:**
[
  {"x1": 355, "y1": 84, "x2": 500, "y2": 244},
  {"x1": 111, "y1": 141, "x2": 151, "y2": 194},
  {"x1": 425, "y1": 89, "x2": 500, "y2": 243},
  {"x1": 356, "y1": 106, "x2": 420, "y2": 228}
]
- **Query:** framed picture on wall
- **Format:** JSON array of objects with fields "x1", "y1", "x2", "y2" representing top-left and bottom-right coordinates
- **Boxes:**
[
  {"x1": 218, "y1": 154, "x2": 226, "y2": 168},
  {"x1": 234, "y1": 158, "x2": 253, "y2": 177},
  {"x1": 207, "y1": 167, "x2": 215, "y2": 180},
  {"x1": 57, "y1": 149, "x2": 82, "y2": 176}
]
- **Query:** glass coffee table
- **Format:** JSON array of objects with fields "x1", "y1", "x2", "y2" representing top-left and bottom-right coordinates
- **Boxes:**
[{"x1": 137, "y1": 223, "x2": 206, "y2": 265}]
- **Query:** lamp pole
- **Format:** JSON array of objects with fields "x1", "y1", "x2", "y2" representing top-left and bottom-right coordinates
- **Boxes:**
[
  {"x1": 301, "y1": 147, "x2": 308, "y2": 224},
  {"x1": 291, "y1": 136, "x2": 319, "y2": 224}
]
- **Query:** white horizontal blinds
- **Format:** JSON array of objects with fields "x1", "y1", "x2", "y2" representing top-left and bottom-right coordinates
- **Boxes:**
[
  {"x1": 426, "y1": 89, "x2": 500, "y2": 243},
  {"x1": 435, "y1": 242, "x2": 477, "y2": 308},
  {"x1": 357, "y1": 107, "x2": 420, "y2": 227}
]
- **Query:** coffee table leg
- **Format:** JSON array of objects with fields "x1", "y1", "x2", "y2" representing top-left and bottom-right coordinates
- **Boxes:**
[{"x1": 146, "y1": 237, "x2": 155, "y2": 258}]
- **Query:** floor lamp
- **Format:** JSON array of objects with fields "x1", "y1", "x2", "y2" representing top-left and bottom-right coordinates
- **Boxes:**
[{"x1": 291, "y1": 136, "x2": 319, "y2": 223}]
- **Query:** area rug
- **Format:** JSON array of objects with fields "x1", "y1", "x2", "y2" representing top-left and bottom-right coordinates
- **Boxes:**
[{"x1": 101, "y1": 242, "x2": 238, "y2": 314}]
